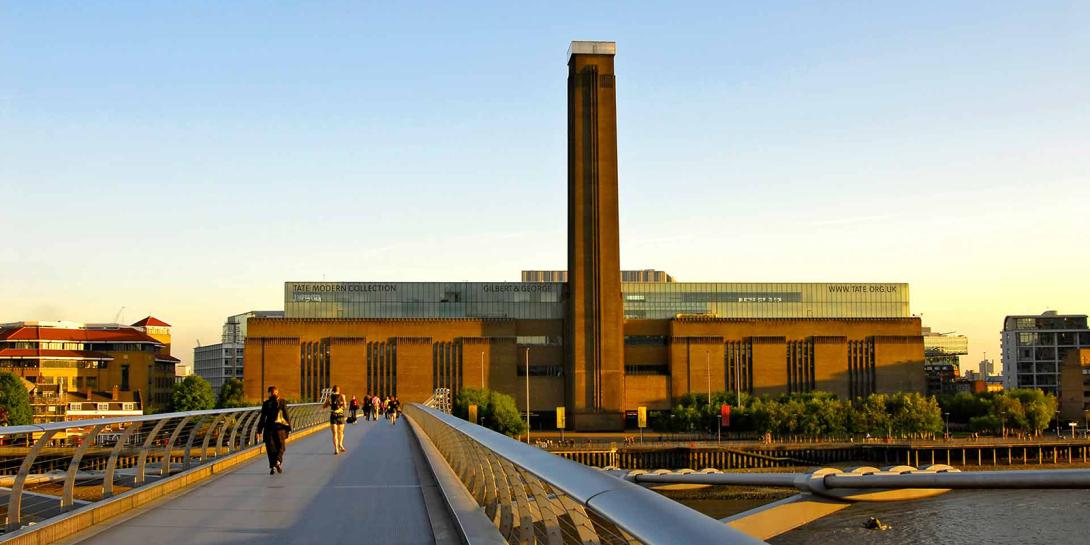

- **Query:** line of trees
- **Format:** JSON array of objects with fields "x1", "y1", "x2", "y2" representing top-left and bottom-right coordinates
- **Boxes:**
[
  {"x1": 655, "y1": 391, "x2": 944, "y2": 439},
  {"x1": 939, "y1": 388, "x2": 1059, "y2": 436},
  {"x1": 170, "y1": 376, "x2": 251, "y2": 412}
]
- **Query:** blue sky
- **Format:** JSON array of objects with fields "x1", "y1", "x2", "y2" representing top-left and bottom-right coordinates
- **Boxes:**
[{"x1": 2, "y1": 2, "x2": 1088, "y2": 369}]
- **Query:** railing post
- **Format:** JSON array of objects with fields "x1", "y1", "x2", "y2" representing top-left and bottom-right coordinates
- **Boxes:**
[
  {"x1": 227, "y1": 412, "x2": 256, "y2": 453},
  {"x1": 6, "y1": 429, "x2": 57, "y2": 531},
  {"x1": 160, "y1": 416, "x2": 195, "y2": 477},
  {"x1": 103, "y1": 422, "x2": 143, "y2": 498},
  {"x1": 134, "y1": 418, "x2": 173, "y2": 485},
  {"x1": 197, "y1": 415, "x2": 226, "y2": 464},
  {"x1": 61, "y1": 423, "x2": 105, "y2": 511},
  {"x1": 246, "y1": 408, "x2": 262, "y2": 446},
  {"x1": 181, "y1": 415, "x2": 209, "y2": 471}
]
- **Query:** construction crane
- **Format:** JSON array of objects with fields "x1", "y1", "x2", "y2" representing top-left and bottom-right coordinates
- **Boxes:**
[{"x1": 113, "y1": 306, "x2": 126, "y2": 324}]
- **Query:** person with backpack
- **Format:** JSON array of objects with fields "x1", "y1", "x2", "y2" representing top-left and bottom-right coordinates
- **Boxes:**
[
  {"x1": 323, "y1": 385, "x2": 348, "y2": 455},
  {"x1": 348, "y1": 395, "x2": 360, "y2": 424}
]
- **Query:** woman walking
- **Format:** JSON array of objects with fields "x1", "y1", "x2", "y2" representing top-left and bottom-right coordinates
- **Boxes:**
[
  {"x1": 256, "y1": 386, "x2": 291, "y2": 475},
  {"x1": 371, "y1": 395, "x2": 381, "y2": 421},
  {"x1": 323, "y1": 385, "x2": 348, "y2": 454}
]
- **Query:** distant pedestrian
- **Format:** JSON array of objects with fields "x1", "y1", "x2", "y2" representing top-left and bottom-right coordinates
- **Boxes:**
[
  {"x1": 324, "y1": 385, "x2": 348, "y2": 454},
  {"x1": 349, "y1": 395, "x2": 360, "y2": 424},
  {"x1": 388, "y1": 396, "x2": 400, "y2": 425},
  {"x1": 257, "y1": 386, "x2": 291, "y2": 475},
  {"x1": 371, "y1": 395, "x2": 381, "y2": 421}
]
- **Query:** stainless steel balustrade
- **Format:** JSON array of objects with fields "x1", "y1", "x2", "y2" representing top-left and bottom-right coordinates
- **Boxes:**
[
  {"x1": 0, "y1": 403, "x2": 323, "y2": 532},
  {"x1": 406, "y1": 404, "x2": 767, "y2": 545}
]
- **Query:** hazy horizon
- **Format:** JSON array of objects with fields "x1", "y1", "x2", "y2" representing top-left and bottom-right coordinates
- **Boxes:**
[{"x1": 3, "y1": 2, "x2": 1089, "y2": 373}]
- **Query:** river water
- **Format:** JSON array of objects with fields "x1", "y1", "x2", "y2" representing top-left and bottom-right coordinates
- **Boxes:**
[{"x1": 680, "y1": 490, "x2": 1090, "y2": 545}]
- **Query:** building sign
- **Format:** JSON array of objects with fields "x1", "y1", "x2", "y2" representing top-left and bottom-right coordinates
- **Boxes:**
[
  {"x1": 637, "y1": 406, "x2": 648, "y2": 429},
  {"x1": 482, "y1": 284, "x2": 556, "y2": 293},
  {"x1": 292, "y1": 283, "x2": 398, "y2": 293},
  {"x1": 721, "y1": 404, "x2": 731, "y2": 427},
  {"x1": 827, "y1": 284, "x2": 899, "y2": 294},
  {"x1": 556, "y1": 406, "x2": 566, "y2": 429},
  {"x1": 468, "y1": 404, "x2": 478, "y2": 424}
]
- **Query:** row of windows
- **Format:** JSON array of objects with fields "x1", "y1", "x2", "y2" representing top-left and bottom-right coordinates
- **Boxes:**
[{"x1": 1016, "y1": 332, "x2": 1090, "y2": 346}]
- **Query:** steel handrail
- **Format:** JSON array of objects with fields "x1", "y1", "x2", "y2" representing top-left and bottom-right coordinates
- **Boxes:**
[
  {"x1": 0, "y1": 404, "x2": 322, "y2": 436},
  {"x1": 0, "y1": 402, "x2": 325, "y2": 533},
  {"x1": 409, "y1": 403, "x2": 767, "y2": 545}
]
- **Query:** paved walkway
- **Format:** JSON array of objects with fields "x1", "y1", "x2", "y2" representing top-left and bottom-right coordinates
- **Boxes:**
[{"x1": 71, "y1": 418, "x2": 443, "y2": 545}]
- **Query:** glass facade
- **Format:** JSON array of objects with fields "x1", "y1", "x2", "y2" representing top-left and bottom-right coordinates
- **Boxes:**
[
  {"x1": 620, "y1": 282, "x2": 909, "y2": 319},
  {"x1": 1001, "y1": 313, "x2": 1090, "y2": 395},
  {"x1": 285, "y1": 281, "x2": 910, "y2": 319},
  {"x1": 285, "y1": 282, "x2": 565, "y2": 319}
]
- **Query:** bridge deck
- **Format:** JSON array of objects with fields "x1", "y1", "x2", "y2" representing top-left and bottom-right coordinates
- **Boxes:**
[{"x1": 68, "y1": 418, "x2": 446, "y2": 545}]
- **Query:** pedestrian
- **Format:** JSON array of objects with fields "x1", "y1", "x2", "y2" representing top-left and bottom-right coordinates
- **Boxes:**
[
  {"x1": 256, "y1": 386, "x2": 291, "y2": 475},
  {"x1": 349, "y1": 395, "x2": 360, "y2": 424},
  {"x1": 382, "y1": 396, "x2": 391, "y2": 420},
  {"x1": 323, "y1": 385, "x2": 348, "y2": 454},
  {"x1": 388, "y1": 396, "x2": 400, "y2": 425},
  {"x1": 372, "y1": 395, "x2": 381, "y2": 421}
]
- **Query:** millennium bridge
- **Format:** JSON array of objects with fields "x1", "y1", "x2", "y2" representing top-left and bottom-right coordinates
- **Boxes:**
[{"x1": 0, "y1": 395, "x2": 1087, "y2": 545}]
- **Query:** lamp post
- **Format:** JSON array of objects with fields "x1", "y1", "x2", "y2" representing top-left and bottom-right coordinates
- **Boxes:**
[
  {"x1": 480, "y1": 351, "x2": 485, "y2": 389},
  {"x1": 1069, "y1": 422, "x2": 1078, "y2": 440},
  {"x1": 705, "y1": 350, "x2": 712, "y2": 440},
  {"x1": 944, "y1": 412, "x2": 950, "y2": 439},
  {"x1": 525, "y1": 347, "x2": 531, "y2": 444},
  {"x1": 1000, "y1": 411, "x2": 1007, "y2": 438}
]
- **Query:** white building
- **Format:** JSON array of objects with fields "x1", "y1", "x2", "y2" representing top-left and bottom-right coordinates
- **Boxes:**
[
  {"x1": 194, "y1": 311, "x2": 283, "y2": 393},
  {"x1": 1001, "y1": 311, "x2": 1090, "y2": 395}
]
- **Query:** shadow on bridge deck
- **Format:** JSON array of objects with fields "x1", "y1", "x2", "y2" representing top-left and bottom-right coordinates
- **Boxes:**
[{"x1": 65, "y1": 419, "x2": 448, "y2": 545}]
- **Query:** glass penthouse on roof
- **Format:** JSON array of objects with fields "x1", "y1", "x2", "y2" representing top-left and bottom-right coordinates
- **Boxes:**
[{"x1": 284, "y1": 281, "x2": 909, "y2": 320}]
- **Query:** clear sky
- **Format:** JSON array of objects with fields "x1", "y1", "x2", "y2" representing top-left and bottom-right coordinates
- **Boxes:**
[{"x1": 2, "y1": 2, "x2": 1088, "y2": 372}]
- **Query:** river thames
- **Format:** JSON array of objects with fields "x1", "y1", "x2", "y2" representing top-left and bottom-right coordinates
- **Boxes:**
[{"x1": 681, "y1": 489, "x2": 1089, "y2": 544}]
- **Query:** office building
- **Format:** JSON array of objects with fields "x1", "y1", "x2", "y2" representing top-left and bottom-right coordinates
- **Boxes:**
[
  {"x1": 243, "y1": 42, "x2": 926, "y2": 430},
  {"x1": 922, "y1": 327, "x2": 969, "y2": 396},
  {"x1": 0, "y1": 317, "x2": 177, "y2": 422},
  {"x1": 194, "y1": 311, "x2": 282, "y2": 393},
  {"x1": 1001, "y1": 311, "x2": 1090, "y2": 395},
  {"x1": 1059, "y1": 348, "x2": 1090, "y2": 422}
]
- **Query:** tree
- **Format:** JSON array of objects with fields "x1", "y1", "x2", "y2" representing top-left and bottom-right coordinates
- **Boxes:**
[
  {"x1": 1008, "y1": 389, "x2": 1058, "y2": 436},
  {"x1": 0, "y1": 372, "x2": 32, "y2": 426},
  {"x1": 454, "y1": 388, "x2": 526, "y2": 437},
  {"x1": 172, "y1": 375, "x2": 215, "y2": 412},
  {"x1": 216, "y1": 378, "x2": 249, "y2": 409}
]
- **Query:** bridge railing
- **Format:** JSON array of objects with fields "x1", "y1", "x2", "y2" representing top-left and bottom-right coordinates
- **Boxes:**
[
  {"x1": 406, "y1": 403, "x2": 766, "y2": 545},
  {"x1": 0, "y1": 403, "x2": 324, "y2": 533}
]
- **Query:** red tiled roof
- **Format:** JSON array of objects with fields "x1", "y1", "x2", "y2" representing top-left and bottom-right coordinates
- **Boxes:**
[
  {"x1": 131, "y1": 316, "x2": 171, "y2": 327},
  {"x1": 156, "y1": 354, "x2": 181, "y2": 363},
  {"x1": 0, "y1": 348, "x2": 114, "y2": 360},
  {"x1": 0, "y1": 326, "x2": 162, "y2": 344}
]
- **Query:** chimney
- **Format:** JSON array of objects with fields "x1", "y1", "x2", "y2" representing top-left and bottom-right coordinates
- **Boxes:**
[{"x1": 112, "y1": 385, "x2": 120, "y2": 401}]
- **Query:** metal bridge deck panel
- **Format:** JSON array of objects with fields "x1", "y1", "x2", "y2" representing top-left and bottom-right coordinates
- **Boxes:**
[{"x1": 71, "y1": 420, "x2": 437, "y2": 545}]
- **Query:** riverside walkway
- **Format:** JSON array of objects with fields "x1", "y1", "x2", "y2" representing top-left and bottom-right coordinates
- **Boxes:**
[{"x1": 70, "y1": 420, "x2": 449, "y2": 545}]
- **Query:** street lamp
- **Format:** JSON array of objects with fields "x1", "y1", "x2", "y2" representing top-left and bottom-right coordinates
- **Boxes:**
[
  {"x1": 1069, "y1": 422, "x2": 1078, "y2": 440},
  {"x1": 480, "y1": 351, "x2": 485, "y2": 389},
  {"x1": 1000, "y1": 411, "x2": 1007, "y2": 438},
  {"x1": 944, "y1": 412, "x2": 950, "y2": 439},
  {"x1": 525, "y1": 347, "x2": 531, "y2": 444}
]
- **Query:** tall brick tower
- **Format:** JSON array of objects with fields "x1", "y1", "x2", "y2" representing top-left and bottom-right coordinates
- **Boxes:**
[{"x1": 566, "y1": 41, "x2": 625, "y2": 431}]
